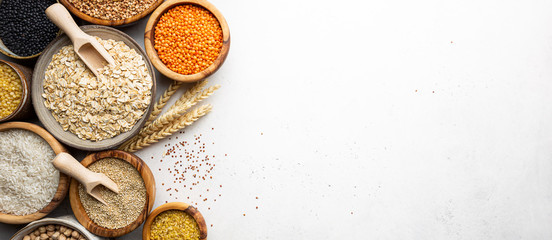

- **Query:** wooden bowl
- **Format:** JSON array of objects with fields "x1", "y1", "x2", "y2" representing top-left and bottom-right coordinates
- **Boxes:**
[
  {"x1": 0, "y1": 60, "x2": 34, "y2": 123},
  {"x1": 0, "y1": 122, "x2": 70, "y2": 224},
  {"x1": 59, "y1": 0, "x2": 164, "y2": 26},
  {"x1": 142, "y1": 202, "x2": 207, "y2": 240},
  {"x1": 32, "y1": 25, "x2": 156, "y2": 151},
  {"x1": 69, "y1": 150, "x2": 156, "y2": 237},
  {"x1": 144, "y1": 0, "x2": 231, "y2": 82}
]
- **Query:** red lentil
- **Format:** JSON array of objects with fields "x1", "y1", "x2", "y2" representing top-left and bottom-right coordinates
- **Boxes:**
[{"x1": 154, "y1": 4, "x2": 223, "y2": 75}]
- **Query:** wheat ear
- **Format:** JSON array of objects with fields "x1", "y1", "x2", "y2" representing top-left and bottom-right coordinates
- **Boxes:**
[
  {"x1": 144, "y1": 81, "x2": 184, "y2": 126},
  {"x1": 121, "y1": 104, "x2": 213, "y2": 152},
  {"x1": 167, "y1": 80, "x2": 208, "y2": 113},
  {"x1": 138, "y1": 84, "x2": 219, "y2": 137}
]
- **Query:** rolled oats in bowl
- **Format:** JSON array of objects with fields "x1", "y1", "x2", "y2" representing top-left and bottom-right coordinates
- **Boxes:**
[{"x1": 42, "y1": 37, "x2": 153, "y2": 141}]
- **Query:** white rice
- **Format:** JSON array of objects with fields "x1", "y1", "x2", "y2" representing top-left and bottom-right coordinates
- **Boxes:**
[{"x1": 0, "y1": 129, "x2": 59, "y2": 215}]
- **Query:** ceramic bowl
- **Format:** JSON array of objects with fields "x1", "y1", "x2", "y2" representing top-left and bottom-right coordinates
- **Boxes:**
[
  {"x1": 32, "y1": 25, "x2": 156, "y2": 151},
  {"x1": 10, "y1": 215, "x2": 107, "y2": 240},
  {"x1": 0, "y1": 0, "x2": 60, "y2": 59}
]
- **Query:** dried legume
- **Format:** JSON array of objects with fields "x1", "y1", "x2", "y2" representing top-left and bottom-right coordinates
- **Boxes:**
[
  {"x1": 79, "y1": 157, "x2": 146, "y2": 229},
  {"x1": 68, "y1": 0, "x2": 157, "y2": 21},
  {"x1": 154, "y1": 4, "x2": 223, "y2": 75},
  {"x1": 22, "y1": 224, "x2": 87, "y2": 240},
  {"x1": 150, "y1": 210, "x2": 200, "y2": 240},
  {"x1": 0, "y1": 62, "x2": 22, "y2": 119},
  {"x1": 0, "y1": 0, "x2": 58, "y2": 56}
]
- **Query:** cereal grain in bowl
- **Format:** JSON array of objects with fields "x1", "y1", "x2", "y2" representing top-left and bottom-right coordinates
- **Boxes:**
[
  {"x1": 0, "y1": 61, "x2": 23, "y2": 119},
  {"x1": 78, "y1": 157, "x2": 146, "y2": 229},
  {"x1": 0, "y1": 129, "x2": 59, "y2": 216},
  {"x1": 143, "y1": 202, "x2": 207, "y2": 240},
  {"x1": 42, "y1": 37, "x2": 153, "y2": 141},
  {"x1": 0, "y1": 122, "x2": 69, "y2": 224},
  {"x1": 69, "y1": 150, "x2": 155, "y2": 237},
  {"x1": 67, "y1": 0, "x2": 158, "y2": 21}
]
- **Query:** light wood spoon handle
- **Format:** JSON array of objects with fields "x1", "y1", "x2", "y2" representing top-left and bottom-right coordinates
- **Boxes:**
[
  {"x1": 45, "y1": 3, "x2": 90, "y2": 44},
  {"x1": 53, "y1": 152, "x2": 97, "y2": 189}
]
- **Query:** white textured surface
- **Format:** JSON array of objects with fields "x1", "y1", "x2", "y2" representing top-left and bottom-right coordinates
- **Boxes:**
[{"x1": 2, "y1": 0, "x2": 552, "y2": 239}]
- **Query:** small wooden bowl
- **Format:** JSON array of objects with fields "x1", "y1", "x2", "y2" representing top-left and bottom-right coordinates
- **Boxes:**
[
  {"x1": 69, "y1": 150, "x2": 156, "y2": 238},
  {"x1": 142, "y1": 202, "x2": 207, "y2": 240},
  {"x1": 0, "y1": 122, "x2": 70, "y2": 224},
  {"x1": 144, "y1": 0, "x2": 231, "y2": 82},
  {"x1": 32, "y1": 25, "x2": 156, "y2": 151},
  {"x1": 0, "y1": 60, "x2": 33, "y2": 123},
  {"x1": 58, "y1": 0, "x2": 164, "y2": 26}
]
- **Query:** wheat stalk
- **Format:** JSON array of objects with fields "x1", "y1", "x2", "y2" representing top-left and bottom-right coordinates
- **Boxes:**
[
  {"x1": 138, "y1": 84, "x2": 219, "y2": 137},
  {"x1": 144, "y1": 81, "x2": 184, "y2": 126},
  {"x1": 120, "y1": 81, "x2": 210, "y2": 150},
  {"x1": 120, "y1": 104, "x2": 213, "y2": 152},
  {"x1": 167, "y1": 80, "x2": 208, "y2": 113}
]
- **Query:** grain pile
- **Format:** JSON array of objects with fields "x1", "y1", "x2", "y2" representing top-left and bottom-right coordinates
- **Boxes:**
[
  {"x1": 68, "y1": 0, "x2": 157, "y2": 20},
  {"x1": 0, "y1": 129, "x2": 58, "y2": 216},
  {"x1": 154, "y1": 4, "x2": 223, "y2": 75},
  {"x1": 42, "y1": 38, "x2": 152, "y2": 141},
  {"x1": 78, "y1": 158, "x2": 146, "y2": 229},
  {"x1": 0, "y1": 62, "x2": 22, "y2": 119},
  {"x1": 150, "y1": 210, "x2": 200, "y2": 240}
]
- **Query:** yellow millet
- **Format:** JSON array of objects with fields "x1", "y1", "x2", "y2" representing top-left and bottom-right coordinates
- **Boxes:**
[
  {"x1": 0, "y1": 62, "x2": 22, "y2": 119},
  {"x1": 150, "y1": 210, "x2": 200, "y2": 240}
]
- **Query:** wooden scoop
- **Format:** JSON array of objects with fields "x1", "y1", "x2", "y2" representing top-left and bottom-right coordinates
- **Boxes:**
[
  {"x1": 45, "y1": 3, "x2": 115, "y2": 77},
  {"x1": 53, "y1": 152, "x2": 119, "y2": 205}
]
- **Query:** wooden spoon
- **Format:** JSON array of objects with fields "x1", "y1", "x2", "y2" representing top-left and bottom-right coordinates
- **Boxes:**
[
  {"x1": 45, "y1": 3, "x2": 115, "y2": 78},
  {"x1": 53, "y1": 152, "x2": 119, "y2": 205}
]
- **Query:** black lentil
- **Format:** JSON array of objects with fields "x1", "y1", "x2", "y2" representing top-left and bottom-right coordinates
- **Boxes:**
[{"x1": 0, "y1": 0, "x2": 58, "y2": 57}]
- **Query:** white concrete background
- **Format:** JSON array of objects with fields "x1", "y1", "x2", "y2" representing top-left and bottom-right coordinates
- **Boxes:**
[{"x1": 2, "y1": 0, "x2": 552, "y2": 239}]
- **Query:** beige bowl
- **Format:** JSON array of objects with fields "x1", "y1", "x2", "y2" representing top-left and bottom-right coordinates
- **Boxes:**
[{"x1": 32, "y1": 25, "x2": 156, "y2": 151}]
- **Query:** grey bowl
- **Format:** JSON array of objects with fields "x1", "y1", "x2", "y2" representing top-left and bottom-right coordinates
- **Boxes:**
[
  {"x1": 32, "y1": 25, "x2": 156, "y2": 151},
  {"x1": 10, "y1": 216, "x2": 107, "y2": 240}
]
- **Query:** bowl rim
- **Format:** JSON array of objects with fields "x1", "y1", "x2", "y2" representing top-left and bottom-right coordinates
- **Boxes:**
[
  {"x1": 58, "y1": 0, "x2": 164, "y2": 26},
  {"x1": 32, "y1": 25, "x2": 157, "y2": 151},
  {"x1": 9, "y1": 217, "x2": 100, "y2": 240},
  {"x1": 0, "y1": 122, "x2": 70, "y2": 224},
  {"x1": 144, "y1": 0, "x2": 231, "y2": 83},
  {"x1": 0, "y1": 60, "x2": 30, "y2": 122},
  {"x1": 142, "y1": 202, "x2": 208, "y2": 240},
  {"x1": 69, "y1": 150, "x2": 156, "y2": 237}
]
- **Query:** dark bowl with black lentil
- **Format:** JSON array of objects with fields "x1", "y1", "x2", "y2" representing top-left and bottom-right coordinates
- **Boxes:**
[{"x1": 0, "y1": 0, "x2": 60, "y2": 59}]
